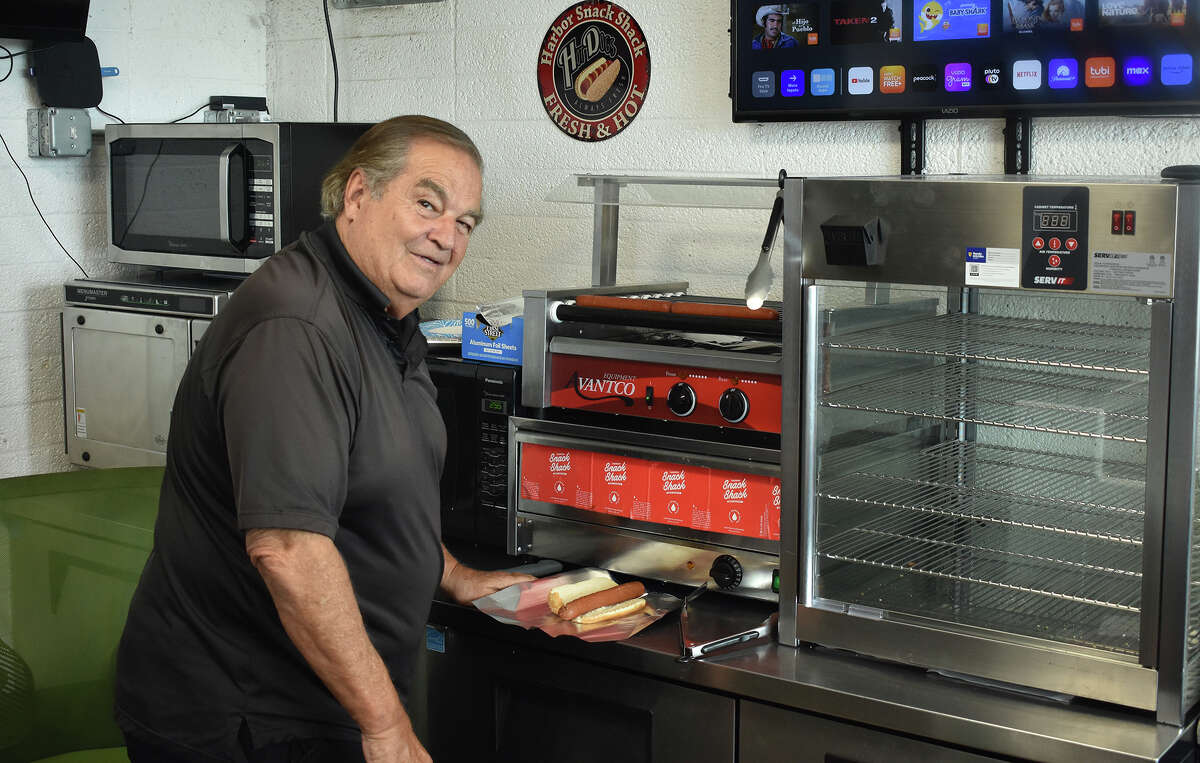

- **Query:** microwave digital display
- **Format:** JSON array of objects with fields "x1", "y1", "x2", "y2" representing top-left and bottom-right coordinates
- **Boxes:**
[{"x1": 731, "y1": 0, "x2": 1200, "y2": 120}]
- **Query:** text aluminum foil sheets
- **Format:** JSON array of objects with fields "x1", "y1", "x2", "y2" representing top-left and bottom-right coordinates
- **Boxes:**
[{"x1": 472, "y1": 568, "x2": 681, "y2": 642}]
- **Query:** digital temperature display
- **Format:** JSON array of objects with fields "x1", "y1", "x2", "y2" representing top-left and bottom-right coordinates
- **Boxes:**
[
  {"x1": 1034, "y1": 211, "x2": 1076, "y2": 232},
  {"x1": 482, "y1": 398, "x2": 507, "y2": 414}
]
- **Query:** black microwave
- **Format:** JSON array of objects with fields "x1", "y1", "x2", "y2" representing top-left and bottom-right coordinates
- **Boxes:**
[
  {"x1": 105, "y1": 122, "x2": 370, "y2": 274},
  {"x1": 427, "y1": 355, "x2": 521, "y2": 549}
]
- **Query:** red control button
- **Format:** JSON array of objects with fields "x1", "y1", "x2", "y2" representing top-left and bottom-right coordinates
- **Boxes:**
[
  {"x1": 1049, "y1": 237, "x2": 1062, "y2": 250},
  {"x1": 1048, "y1": 254, "x2": 1062, "y2": 267},
  {"x1": 1112, "y1": 210, "x2": 1123, "y2": 234},
  {"x1": 1032, "y1": 236, "x2": 1045, "y2": 249},
  {"x1": 1124, "y1": 210, "x2": 1136, "y2": 235},
  {"x1": 1065, "y1": 237, "x2": 1078, "y2": 251}
]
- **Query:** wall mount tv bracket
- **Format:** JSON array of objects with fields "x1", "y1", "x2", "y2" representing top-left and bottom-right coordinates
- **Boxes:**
[{"x1": 1004, "y1": 115, "x2": 1032, "y2": 175}]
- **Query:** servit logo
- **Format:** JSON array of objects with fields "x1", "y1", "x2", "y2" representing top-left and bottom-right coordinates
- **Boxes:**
[{"x1": 1123, "y1": 56, "x2": 1152, "y2": 86}]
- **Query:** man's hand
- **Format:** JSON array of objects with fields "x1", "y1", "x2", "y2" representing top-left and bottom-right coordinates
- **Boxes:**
[
  {"x1": 442, "y1": 565, "x2": 535, "y2": 605},
  {"x1": 440, "y1": 544, "x2": 534, "y2": 605},
  {"x1": 361, "y1": 718, "x2": 432, "y2": 763}
]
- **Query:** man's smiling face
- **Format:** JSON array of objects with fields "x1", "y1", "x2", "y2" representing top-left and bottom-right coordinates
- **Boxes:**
[{"x1": 337, "y1": 138, "x2": 483, "y2": 318}]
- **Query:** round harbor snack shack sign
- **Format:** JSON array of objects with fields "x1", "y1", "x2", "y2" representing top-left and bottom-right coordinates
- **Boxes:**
[{"x1": 537, "y1": 2, "x2": 651, "y2": 142}]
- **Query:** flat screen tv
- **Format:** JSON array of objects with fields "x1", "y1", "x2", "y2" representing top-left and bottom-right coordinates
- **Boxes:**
[
  {"x1": 731, "y1": 0, "x2": 1200, "y2": 119},
  {"x1": 0, "y1": 0, "x2": 90, "y2": 42}
]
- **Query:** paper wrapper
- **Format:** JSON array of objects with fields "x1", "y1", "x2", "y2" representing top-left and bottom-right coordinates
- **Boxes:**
[{"x1": 471, "y1": 568, "x2": 681, "y2": 642}]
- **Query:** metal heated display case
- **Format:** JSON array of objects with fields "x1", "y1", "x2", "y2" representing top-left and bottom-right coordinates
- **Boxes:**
[
  {"x1": 779, "y1": 173, "x2": 1200, "y2": 724},
  {"x1": 510, "y1": 176, "x2": 788, "y2": 600}
]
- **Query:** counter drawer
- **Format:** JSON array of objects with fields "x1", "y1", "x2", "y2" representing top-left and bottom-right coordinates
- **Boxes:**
[{"x1": 739, "y1": 699, "x2": 1002, "y2": 763}]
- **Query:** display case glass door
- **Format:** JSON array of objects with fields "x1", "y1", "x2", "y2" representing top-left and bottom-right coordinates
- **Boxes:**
[{"x1": 806, "y1": 283, "x2": 1155, "y2": 659}]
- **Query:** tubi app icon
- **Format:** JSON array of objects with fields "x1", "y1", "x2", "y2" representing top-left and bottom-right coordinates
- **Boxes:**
[
  {"x1": 782, "y1": 69, "x2": 806, "y2": 96},
  {"x1": 811, "y1": 67, "x2": 837, "y2": 95},
  {"x1": 1123, "y1": 56, "x2": 1152, "y2": 86},
  {"x1": 1161, "y1": 54, "x2": 1192, "y2": 86},
  {"x1": 1012, "y1": 59, "x2": 1042, "y2": 89},
  {"x1": 1085, "y1": 57, "x2": 1116, "y2": 87},
  {"x1": 848, "y1": 66, "x2": 874, "y2": 94},
  {"x1": 1047, "y1": 58, "x2": 1078, "y2": 89},
  {"x1": 944, "y1": 62, "x2": 972, "y2": 92}
]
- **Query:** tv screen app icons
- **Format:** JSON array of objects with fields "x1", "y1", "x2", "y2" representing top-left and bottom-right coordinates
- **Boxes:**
[
  {"x1": 1162, "y1": 54, "x2": 1193, "y2": 86},
  {"x1": 911, "y1": 65, "x2": 939, "y2": 91},
  {"x1": 880, "y1": 65, "x2": 907, "y2": 93},
  {"x1": 1123, "y1": 56, "x2": 1151, "y2": 86},
  {"x1": 811, "y1": 68, "x2": 837, "y2": 95},
  {"x1": 782, "y1": 69, "x2": 806, "y2": 96},
  {"x1": 945, "y1": 62, "x2": 972, "y2": 91},
  {"x1": 1013, "y1": 59, "x2": 1042, "y2": 89},
  {"x1": 1048, "y1": 58, "x2": 1078, "y2": 89},
  {"x1": 848, "y1": 66, "x2": 874, "y2": 94},
  {"x1": 1085, "y1": 57, "x2": 1116, "y2": 87}
]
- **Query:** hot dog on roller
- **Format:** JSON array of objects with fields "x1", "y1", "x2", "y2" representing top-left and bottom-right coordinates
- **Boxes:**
[
  {"x1": 547, "y1": 580, "x2": 647, "y2": 623},
  {"x1": 574, "y1": 57, "x2": 622, "y2": 102}
]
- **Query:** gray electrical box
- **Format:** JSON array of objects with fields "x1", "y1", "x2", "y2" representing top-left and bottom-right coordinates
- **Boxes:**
[
  {"x1": 331, "y1": 0, "x2": 443, "y2": 7},
  {"x1": 26, "y1": 107, "x2": 92, "y2": 158}
]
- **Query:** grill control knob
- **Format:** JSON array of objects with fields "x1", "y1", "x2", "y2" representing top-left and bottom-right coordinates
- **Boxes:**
[
  {"x1": 709, "y1": 555, "x2": 743, "y2": 589},
  {"x1": 718, "y1": 388, "x2": 749, "y2": 424},
  {"x1": 667, "y1": 382, "x2": 696, "y2": 417}
]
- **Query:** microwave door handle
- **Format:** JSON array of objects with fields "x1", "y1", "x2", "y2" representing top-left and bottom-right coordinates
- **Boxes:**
[{"x1": 218, "y1": 144, "x2": 236, "y2": 247}]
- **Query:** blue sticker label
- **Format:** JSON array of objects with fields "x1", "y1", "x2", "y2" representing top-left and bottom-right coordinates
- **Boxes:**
[
  {"x1": 966, "y1": 247, "x2": 987, "y2": 262},
  {"x1": 425, "y1": 624, "x2": 446, "y2": 653}
]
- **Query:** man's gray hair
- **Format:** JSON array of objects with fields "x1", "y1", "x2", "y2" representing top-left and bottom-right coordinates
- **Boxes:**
[{"x1": 320, "y1": 115, "x2": 483, "y2": 220}]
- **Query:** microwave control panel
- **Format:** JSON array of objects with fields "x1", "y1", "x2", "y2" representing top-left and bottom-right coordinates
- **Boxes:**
[
  {"x1": 1021, "y1": 186, "x2": 1090, "y2": 291},
  {"x1": 246, "y1": 139, "x2": 277, "y2": 250}
]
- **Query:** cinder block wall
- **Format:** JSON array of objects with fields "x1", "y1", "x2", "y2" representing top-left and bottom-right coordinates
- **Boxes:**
[
  {"x1": 266, "y1": 0, "x2": 1200, "y2": 322},
  {"x1": 0, "y1": 0, "x2": 266, "y2": 477}
]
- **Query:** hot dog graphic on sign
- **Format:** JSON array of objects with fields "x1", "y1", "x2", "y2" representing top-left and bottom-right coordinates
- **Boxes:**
[{"x1": 537, "y1": 2, "x2": 652, "y2": 142}]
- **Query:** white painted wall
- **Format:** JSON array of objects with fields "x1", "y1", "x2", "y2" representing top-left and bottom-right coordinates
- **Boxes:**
[
  {"x1": 0, "y1": 0, "x2": 266, "y2": 478},
  {"x1": 265, "y1": 0, "x2": 1200, "y2": 323}
]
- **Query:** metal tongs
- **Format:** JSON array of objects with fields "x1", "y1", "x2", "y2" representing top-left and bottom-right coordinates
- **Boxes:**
[{"x1": 676, "y1": 582, "x2": 777, "y2": 663}]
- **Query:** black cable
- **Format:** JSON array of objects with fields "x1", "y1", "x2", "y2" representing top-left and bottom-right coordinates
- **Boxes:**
[
  {"x1": 0, "y1": 44, "x2": 13, "y2": 84},
  {"x1": 323, "y1": 0, "x2": 339, "y2": 122},
  {"x1": 115, "y1": 140, "x2": 165, "y2": 249},
  {"x1": 0, "y1": 129, "x2": 89, "y2": 278},
  {"x1": 0, "y1": 42, "x2": 61, "y2": 84},
  {"x1": 95, "y1": 106, "x2": 125, "y2": 124},
  {"x1": 170, "y1": 102, "x2": 209, "y2": 123}
]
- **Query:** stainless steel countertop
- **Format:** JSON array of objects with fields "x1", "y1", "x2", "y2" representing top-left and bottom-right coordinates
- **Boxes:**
[{"x1": 430, "y1": 569, "x2": 1195, "y2": 763}]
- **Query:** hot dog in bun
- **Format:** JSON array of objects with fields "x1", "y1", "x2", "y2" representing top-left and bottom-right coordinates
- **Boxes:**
[
  {"x1": 574, "y1": 57, "x2": 622, "y2": 102},
  {"x1": 547, "y1": 579, "x2": 647, "y2": 623}
]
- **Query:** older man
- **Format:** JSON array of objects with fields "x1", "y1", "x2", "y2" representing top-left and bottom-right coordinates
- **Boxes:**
[
  {"x1": 753, "y1": 4, "x2": 800, "y2": 48},
  {"x1": 115, "y1": 116, "x2": 531, "y2": 763}
]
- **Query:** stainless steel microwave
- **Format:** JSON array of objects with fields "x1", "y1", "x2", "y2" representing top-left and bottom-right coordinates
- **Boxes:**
[{"x1": 105, "y1": 122, "x2": 370, "y2": 274}]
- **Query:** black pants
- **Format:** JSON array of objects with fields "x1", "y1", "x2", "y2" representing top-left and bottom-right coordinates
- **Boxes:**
[{"x1": 124, "y1": 732, "x2": 367, "y2": 763}]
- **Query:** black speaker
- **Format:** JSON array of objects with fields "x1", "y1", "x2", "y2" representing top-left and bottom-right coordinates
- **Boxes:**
[{"x1": 33, "y1": 37, "x2": 102, "y2": 108}]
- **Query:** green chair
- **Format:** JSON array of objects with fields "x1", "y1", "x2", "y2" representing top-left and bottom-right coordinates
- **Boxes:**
[{"x1": 0, "y1": 467, "x2": 163, "y2": 763}]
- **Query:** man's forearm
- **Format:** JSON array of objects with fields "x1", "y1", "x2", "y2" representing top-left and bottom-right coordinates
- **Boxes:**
[{"x1": 247, "y1": 528, "x2": 408, "y2": 735}]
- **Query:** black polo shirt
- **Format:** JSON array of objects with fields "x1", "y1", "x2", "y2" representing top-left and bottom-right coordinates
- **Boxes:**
[{"x1": 115, "y1": 223, "x2": 446, "y2": 759}]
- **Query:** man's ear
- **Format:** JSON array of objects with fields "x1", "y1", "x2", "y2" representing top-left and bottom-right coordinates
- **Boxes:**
[{"x1": 342, "y1": 168, "x2": 370, "y2": 220}]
